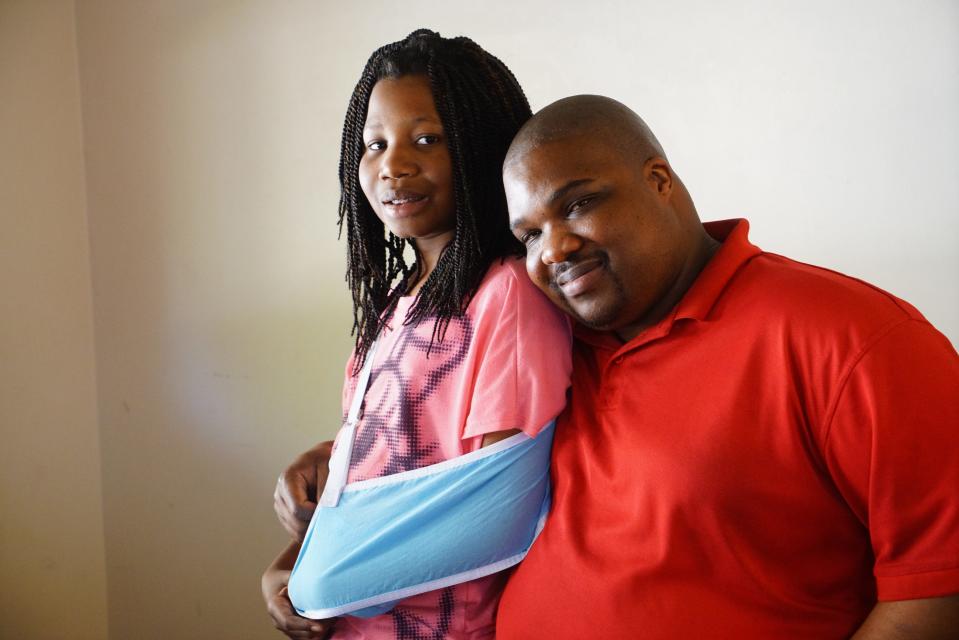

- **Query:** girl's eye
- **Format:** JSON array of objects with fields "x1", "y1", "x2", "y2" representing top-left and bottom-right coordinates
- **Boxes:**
[
  {"x1": 366, "y1": 140, "x2": 385, "y2": 151},
  {"x1": 416, "y1": 134, "x2": 441, "y2": 145}
]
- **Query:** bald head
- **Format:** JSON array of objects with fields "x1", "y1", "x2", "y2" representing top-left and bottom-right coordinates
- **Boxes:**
[
  {"x1": 502, "y1": 94, "x2": 716, "y2": 340},
  {"x1": 505, "y1": 95, "x2": 666, "y2": 172}
]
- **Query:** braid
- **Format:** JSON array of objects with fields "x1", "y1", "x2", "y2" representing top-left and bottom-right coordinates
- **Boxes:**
[{"x1": 337, "y1": 29, "x2": 532, "y2": 371}]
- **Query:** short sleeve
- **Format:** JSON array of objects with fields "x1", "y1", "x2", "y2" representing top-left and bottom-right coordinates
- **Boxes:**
[
  {"x1": 461, "y1": 265, "x2": 572, "y2": 440},
  {"x1": 822, "y1": 319, "x2": 959, "y2": 601}
]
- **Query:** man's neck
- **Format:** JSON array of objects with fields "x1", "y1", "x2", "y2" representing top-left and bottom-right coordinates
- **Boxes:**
[{"x1": 614, "y1": 229, "x2": 721, "y2": 343}]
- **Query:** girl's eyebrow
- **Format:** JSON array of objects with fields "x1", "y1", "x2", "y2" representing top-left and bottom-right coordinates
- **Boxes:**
[{"x1": 364, "y1": 116, "x2": 442, "y2": 132}]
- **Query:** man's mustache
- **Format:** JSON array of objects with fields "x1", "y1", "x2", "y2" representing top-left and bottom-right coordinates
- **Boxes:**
[{"x1": 550, "y1": 252, "x2": 607, "y2": 289}]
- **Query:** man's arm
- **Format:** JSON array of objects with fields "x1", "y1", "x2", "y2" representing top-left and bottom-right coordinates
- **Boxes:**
[
  {"x1": 851, "y1": 595, "x2": 959, "y2": 639},
  {"x1": 822, "y1": 321, "x2": 959, "y2": 633},
  {"x1": 274, "y1": 440, "x2": 333, "y2": 540}
]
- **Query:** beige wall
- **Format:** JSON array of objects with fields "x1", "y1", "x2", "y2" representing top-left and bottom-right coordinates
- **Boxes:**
[
  {"x1": 74, "y1": 2, "x2": 355, "y2": 638},
  {"x1": 2, "y1": 1, "x2": 957, "y2": 639},
  {"x1": 0, "y1": 1, "x2": 109, "y2": 638}
]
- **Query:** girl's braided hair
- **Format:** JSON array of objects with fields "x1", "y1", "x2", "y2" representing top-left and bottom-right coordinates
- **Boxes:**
[{"x1": 338, "y1": 29, "x2": 532, "y2": 371}]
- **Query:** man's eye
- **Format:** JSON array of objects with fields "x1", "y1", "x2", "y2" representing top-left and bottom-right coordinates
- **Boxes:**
[
  {"x1": 569, "y1": 197, "x2": 593, "y2": 212},
  {"x1": 520, "y1": 231, "x2": 540, "y2": 245},
  {"x1": 366, "y1": 140, "x2": 385, "y2": 151},
  {"x1": 416, "y1": 134, "x2": 441, "y2": 145}
]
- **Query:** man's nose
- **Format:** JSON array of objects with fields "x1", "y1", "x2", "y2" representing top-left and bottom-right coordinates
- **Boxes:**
[
  {"x1": 541, "y1": 229, "x2": 583, "y2": 265},
  {"x1": 380, "y1": 145, "x2": 417, "y2": 180}
]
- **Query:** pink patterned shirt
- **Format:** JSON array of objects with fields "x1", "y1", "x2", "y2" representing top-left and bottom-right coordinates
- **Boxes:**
[{"x1": 331, "y1": 258, "x2": 571, "y2": 640}]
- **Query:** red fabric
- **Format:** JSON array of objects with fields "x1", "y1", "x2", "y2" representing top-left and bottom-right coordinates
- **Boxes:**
[{"x1": 496, "y1": 219, "x2": 959, "y2": 639}]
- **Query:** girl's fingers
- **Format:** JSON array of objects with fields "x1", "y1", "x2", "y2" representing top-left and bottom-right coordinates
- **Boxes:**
[{"x1": 268, "y1": 588, "x2": 334, "y2": 639}]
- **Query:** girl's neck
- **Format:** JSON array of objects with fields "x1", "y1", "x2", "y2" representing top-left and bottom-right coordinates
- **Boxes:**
[{"x1": 405, "y1": 229, "x2": 454, "y2": 297}]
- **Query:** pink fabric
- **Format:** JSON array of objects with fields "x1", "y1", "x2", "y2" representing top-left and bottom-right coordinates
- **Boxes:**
[{"x1": 330, "y1": 257, "x2": 572, "y2": 640}]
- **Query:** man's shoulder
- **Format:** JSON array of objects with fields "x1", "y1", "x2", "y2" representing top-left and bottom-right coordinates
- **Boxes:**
[{"x1": 733, "y1": 251, "x2": 925, "y2": 330}]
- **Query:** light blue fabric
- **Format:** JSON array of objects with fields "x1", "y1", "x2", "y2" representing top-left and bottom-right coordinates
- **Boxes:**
[{"x1": 288, "y1": 423, "x2": 554, "y2": 619}]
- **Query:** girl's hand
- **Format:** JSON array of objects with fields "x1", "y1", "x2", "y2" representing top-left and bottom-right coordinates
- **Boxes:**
[
  {"x1": 266, "y1": 584, "x2": 335, "y2": 639},
  {"x1": 262, "y1": 542, "x2": 336, "y2": 639}
]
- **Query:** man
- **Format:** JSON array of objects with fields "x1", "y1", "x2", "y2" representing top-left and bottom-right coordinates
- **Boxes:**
[{"x1": 272, "y1": 96, "x2": 959, "y2": 638}]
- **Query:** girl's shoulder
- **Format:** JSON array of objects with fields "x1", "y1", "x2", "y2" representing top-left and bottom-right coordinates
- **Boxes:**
[
  {"x1": 472, "y1": 256, "x2": 542, "y2": 303},
  {"x1": 468, "y1": 257, "x2": 569, "y2": 326}
]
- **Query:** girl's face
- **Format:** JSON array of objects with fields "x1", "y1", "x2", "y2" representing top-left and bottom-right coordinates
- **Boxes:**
[{"x1": 359, "y1": 75, "x2": 456, "y2": 243}]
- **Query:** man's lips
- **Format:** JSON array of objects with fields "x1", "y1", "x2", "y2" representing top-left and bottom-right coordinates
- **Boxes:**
[{"x1": 553, "y1": 258, "x2": 604, "y2": 297}]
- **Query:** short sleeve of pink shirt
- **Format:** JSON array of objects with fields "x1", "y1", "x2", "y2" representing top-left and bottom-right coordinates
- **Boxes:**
[
  {"x1": 460, "y1": 259, "x2": 573, "y2": 440},
  {"x1": 332, "y1": 258, "x2": 572, "y2": 640}
]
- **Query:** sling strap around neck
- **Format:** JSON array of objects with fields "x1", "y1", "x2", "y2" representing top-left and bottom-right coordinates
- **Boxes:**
[{"x1": 318, "y1": 339, "x2": 379, "y2": 509}]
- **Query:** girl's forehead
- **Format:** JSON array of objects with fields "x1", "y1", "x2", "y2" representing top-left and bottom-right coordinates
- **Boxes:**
[{"x1": 364, "y1": 75, "x2": 440, "y2": 128}]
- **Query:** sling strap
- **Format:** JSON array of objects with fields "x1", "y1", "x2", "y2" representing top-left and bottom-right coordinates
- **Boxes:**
[{"x1": 318, "y1": 339, "x2": 379, "y2": 509}]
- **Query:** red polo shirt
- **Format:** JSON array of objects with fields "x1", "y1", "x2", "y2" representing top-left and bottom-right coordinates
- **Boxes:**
[{"x1": 497, "y1": 219, "x2": 959, "y2": 639}]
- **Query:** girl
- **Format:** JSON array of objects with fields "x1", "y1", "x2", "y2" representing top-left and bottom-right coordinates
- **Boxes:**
[{"x1": 262, "y1": 30, "x2": 571, "y2": 640}]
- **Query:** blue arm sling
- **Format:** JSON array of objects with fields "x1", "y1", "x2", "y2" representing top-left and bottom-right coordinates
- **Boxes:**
[{"x1": 287, "y1": 341, "x2": 555, "y2": 619}]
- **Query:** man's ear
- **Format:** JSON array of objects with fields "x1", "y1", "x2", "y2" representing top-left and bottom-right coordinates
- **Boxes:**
[{"x1": 643, "y1": 157, "x2": 673, "y2": 200}]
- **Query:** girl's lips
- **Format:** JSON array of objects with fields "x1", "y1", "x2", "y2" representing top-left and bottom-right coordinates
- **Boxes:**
[
  {"x1": 382, "y1": 195, "x2": 429, "y2": 218},
  {"x1": 380, "y1": 189, "x2": 429, "y2": 218},
  {"x1": 556, "y1": 259, "x2": 604, "y2": 297}
]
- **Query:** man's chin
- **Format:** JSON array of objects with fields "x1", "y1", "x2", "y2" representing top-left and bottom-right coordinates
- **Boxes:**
[{"x1": 564, "y1": 299, "x2": 621, "y2": 332}]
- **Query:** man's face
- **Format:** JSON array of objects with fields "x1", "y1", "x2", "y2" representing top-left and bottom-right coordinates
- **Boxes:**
[{"x1": 505, "y1": 136, "x2": 687, "y2": 335}]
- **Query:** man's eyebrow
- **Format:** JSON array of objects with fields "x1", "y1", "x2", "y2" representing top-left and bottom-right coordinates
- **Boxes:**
[
  {"x1": 548, "y1": 178, "x2": 595, "y2": 208},
  {"x1": 509, "y1": 178, "x2": 597, "y2": 231}
]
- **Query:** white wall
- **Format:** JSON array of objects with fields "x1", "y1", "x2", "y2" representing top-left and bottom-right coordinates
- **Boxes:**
[
  {"x1": 2, "y1": 1, "x2": 956, "y2": 638},
  {"x1": 0, "y1": 1, "x2": 109, "y2": 638}
]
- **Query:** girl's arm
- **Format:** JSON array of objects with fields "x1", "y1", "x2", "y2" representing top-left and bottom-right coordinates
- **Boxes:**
[
  {"x1": 262, "y1": 540, "x2": 335, "y2": 639},
  {"x1": 275, "y1": 431, "x2": 518, "y2": 538},
  {"x1": 481, "y1": 429, "x2": 521, "y2": 446}
]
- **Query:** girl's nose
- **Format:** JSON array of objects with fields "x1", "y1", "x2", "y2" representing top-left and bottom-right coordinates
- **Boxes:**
[{"x1": 380, "y1": 145, "x2": 417, "y2": 180}]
